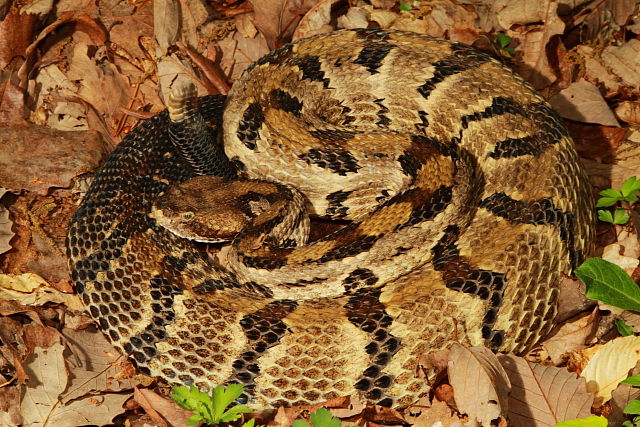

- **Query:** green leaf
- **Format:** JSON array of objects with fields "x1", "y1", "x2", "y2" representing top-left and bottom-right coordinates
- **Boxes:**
[
  {"x1": 399, "y1": 2, "x2": 412, "y2": 10},
  {"x1": 621, "y1": 176, "x2": 640, "y2": 198},
  {"x1": 496, "y1": 33, "x2": 511, "y2": 49},
  {"x1": 625, "y1": 399, "x2": 640, "y2": 415},
  {"x1": 555, "y1": 415, "x2": 608, "y2": 427},
  {"x1": 504, "y1": 47, "x2": 516, "y2": 55},
  {"x1": 220, "y1": 404, "x2": 253, "y2": 423},
  {"x1": 617, "y1": 318, "x2": 635, "y2": 336},
  {"x1": 613, "y1": 208, "x2": 631, "y2": 225},
  {"x1": 622, "y1": 374, "x2": 640, "y2": 386},
  {"x1": 575, "y1": 258, "x2": 640, "y2": 311},
  {"x1": 309, "y1": 408, "x2": 342, "y2": 427},
  {"x1": 597, "y1": 209, "x2": 614, "y2": 223},
  {"x1": 596, "y1": 196, "x2": 620, "y2": 207},
  {"x1": 292, "y1": 420, "x2": 310, "y2": 427},
  {"x1": 599, "y1": 188, "x2": 623, "y2": 199},
  {"x1": 242, "y1": 418, "x2": 256, "y2": 427},
  {"x1": 211, "y1": 384, "x2": 248, "y2": 422}
]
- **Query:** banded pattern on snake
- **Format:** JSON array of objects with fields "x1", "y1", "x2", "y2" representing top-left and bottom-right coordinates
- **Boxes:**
[{"x1": 66, "y1": 28, "x2": 595, "y2": 408}]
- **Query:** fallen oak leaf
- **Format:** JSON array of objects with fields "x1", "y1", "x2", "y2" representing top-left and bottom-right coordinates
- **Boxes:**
[
  {"x1": 498, "y1": 354, "x2": 593, "y2": 426},
  {"x1": 447, "y1": 344, "x2": 510, "y2": 426},
  {"x1": 580, "y1": 335, "x2": 640, "y2": 407}
]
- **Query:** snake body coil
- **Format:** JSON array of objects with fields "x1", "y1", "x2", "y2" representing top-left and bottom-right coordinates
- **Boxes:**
[{"x1": 67, "y1": 29, "x2": 595, "y2": 408}]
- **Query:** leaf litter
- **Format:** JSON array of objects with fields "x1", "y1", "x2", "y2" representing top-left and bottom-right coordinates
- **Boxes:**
[{"x1": 1, "y1": 0, "x2": 640, "y2": 425}]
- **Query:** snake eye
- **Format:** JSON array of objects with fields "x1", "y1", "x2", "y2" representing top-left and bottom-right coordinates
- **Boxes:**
[{"x1": 181, "y1": 211, "x2": 194, "y2": 220}]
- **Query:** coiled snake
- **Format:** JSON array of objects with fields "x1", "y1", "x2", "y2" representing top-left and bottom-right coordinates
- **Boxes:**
[{"x1": 66, "y1": 29, "x2": 595, "y2": 408}]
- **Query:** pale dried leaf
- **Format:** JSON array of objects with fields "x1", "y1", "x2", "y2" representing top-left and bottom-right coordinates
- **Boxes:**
[
  {"x1": 513, "y1": 0, "x2": 565, "y2": 89},
  {"x1": 448, "y1": 344, "x2": 510, "y2": 426},
  {"x1": 60, "y1": 328, "x2": 132, "y2": 403},
  {"x1": 0, "y1": 385, "x2": 23, "y2": 426},
  {"x1": 575, "y1": 45, "x2": 622, "y2": 96},
  {"x1": 405, "y1": 399, "x2": 464, "y2": 426},
  {"x1": 493, "y1": 0, "x2": 549, "y2": 29},
  {"x1": 134, "y1": 388, "x2": 194, "y2": 427},
  {"x1": 337, "y1": 7, "x2": 371, "y2": 30},
  {"x1": 609, "y1": 383, "x2": 640, "y2": 427},
  {"x1": 20, "y1": 343, "x2": 68, "y2": 425},
  {"x1": 0, "y1": 273, "x2": 84, "y2": 310},
  {"x1": 369, "y1": 9, "x2": 399, "y2": 29},
  {"x1": 391, "y1": 13, "x2": 429, "y2": 34},
  {"x1": 0, "y1": 190, "x2": 13, "y2": 255},
  {"x1": 0, "y1": 273, "x2": 48, "y2": 292},
  {"x1": 20, "y1": 341, "x2": 129, "y2": 426},
  {"x1": 498, "y1": 354, "x2": 593, "y2": 426},
  {"x1": 153, "y1": 0, "x2": 180, "y2": 53},
  {"x1": 615, "y1": 101, "x2": 640, "y2": 126},
  {"x1": 542, "y1": 310, "x2": 599, "y2": 364},
  {"x1": 66, "y1": 43, "x2": 131, "y2": 117},
  {"x1": 178, "y1": 0, "x2": 209, "y2": 50},
  {"x1": 601, "y1": 39, "x2": 640, "y2": 89},
  {"x1": 249, "y1": 0, "x2": 314, "y2": 48},
  {"x1": 602, "y1": 243, "x2": 639, "y2": 276},
  {"x1": 581, "y1": 335, "x2": 640, "y2": 407},
  {"x1": 292, "y1": 0, "x2": 337, "y2": 40},
  {"x1": 549, "y1": 80, "x2": 619, "y2": 126},
  {"x1": 421, "y1": 0, "x2": 478, "y2": 41},
  {"x1": 620, "y1": 310, "x2": 640, "y2": 332}
]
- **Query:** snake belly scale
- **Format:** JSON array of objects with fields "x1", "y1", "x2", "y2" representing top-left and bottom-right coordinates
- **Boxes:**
[{"x1": 66, "y1": 29, "x2": 595, "y2": 408}]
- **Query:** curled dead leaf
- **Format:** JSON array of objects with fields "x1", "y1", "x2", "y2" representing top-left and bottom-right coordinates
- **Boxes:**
[
  {"x1": 580, "y1": 335, "x2": 640, "y2": 407},
  {"x1": 448, "y1": 344, "x2": 510, "y2": 426}
]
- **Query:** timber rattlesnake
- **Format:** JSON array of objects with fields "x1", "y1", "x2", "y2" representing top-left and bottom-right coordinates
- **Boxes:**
[{"x1": 66, "y1": 29, "x2": 595, "y2": 408}]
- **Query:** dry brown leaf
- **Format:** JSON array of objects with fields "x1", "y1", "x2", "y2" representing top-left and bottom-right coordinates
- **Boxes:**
[
  {"x1": 419, "y1": 0, "x2": 478, "y2": 42},
  {"x1": 292, "y1": 0, "x2": 337, "y2": 40},
  {"x1": 556, "y1": 276, "x2": 595, "y2": 323},
  {"x1": 153, "y1": 0, "x2": 180, "y2": 54},
  {"x1": 616, "y1": 101, "x2": 640, "y2": 126},
  {"x1": 580, "y1": 335, "x2": 640, "y2": 407},
  {"x1": 498, "y1": 354, "x2": 593, "y2": 426},
  {"x1": 405, "y1": 399, "x2": 464, "y2": 427},
  {"x1": 0, "y1": 273, "x2": 84, "y2": 310},
  {"x1": 337, "y1": 7, "x2": 371, "y2": 29},
  {"x1": 575, "y1": 45, "x2": 623, "y2": 96},
  {"x1": 549, "y1": 80, "x2": 619, "y2": 126},
  {"x1": 20, "y1": 342, "x2": 130, "y2": 426},
  {"x1": 0, "y1": 8, "x2": 39, "y2": 70},
  {"x1": 0, "y1": 80, "x2": 26, "y2": 126},
  {"x1": 66, "y1": 43, "x2": 131, "y2": 118},
  {"x1": 0, "y1": 122, "x2": 108, "y2": 195},
  {"x1": 602, "y1": 242, "x2": 639, "y2": 276},
  {"x1": 249, "y1": 0, "x2": 313, "y2": 49},
  {"x1": 0, "y1": 384, "x2": 23, "y2": 426},
  {"x1": 61, "y1": 328, "x2": 133, "y2": 403},
  {"x1": 542, "y1": 309, "x2": 600, "y2": 364},
  {"x1": 134, "y1": 387, "x2": 195, "y2": 427},
  {"x1": 493, "y1": 0, "x2": 550, "y2": 29},
  {"x1": 609, "y1": 383, "x2": 640, "y2": 427},
  {"x1": 0, "y1": 190, "x2": 13, "y2": 255},
  {"x1": 448, "y1": 344, "x2": 510, "y2": 426},
  {"x1": 512, "y1": 0, "x2": 565, "y2": 89},
  {"x1": 601, "y1": 39, "x2": 640, "y2": 89}
]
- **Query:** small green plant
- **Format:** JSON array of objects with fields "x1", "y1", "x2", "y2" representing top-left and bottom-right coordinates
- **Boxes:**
[
  {"x1": 170, "y1": 384, "x2": 253, "y2": 426},
  {"x1": 596, "y1": 176, "x2": 640, "y2": 225},
  {"x1": 555, "y1": 415, "x2": 608, "y2": 426},
  {"x1": 572, "y1": 257, "x2": 640, "y2": 426},
  {"x1": 399, "y1": 0, "x2": 420, "y2": 11},
  {"x1": 493, "y1": 33, "x2": 516, "y2": 56},
  {"x1": 292, "y1": 408, "x2": 343, "y2": 427}
]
